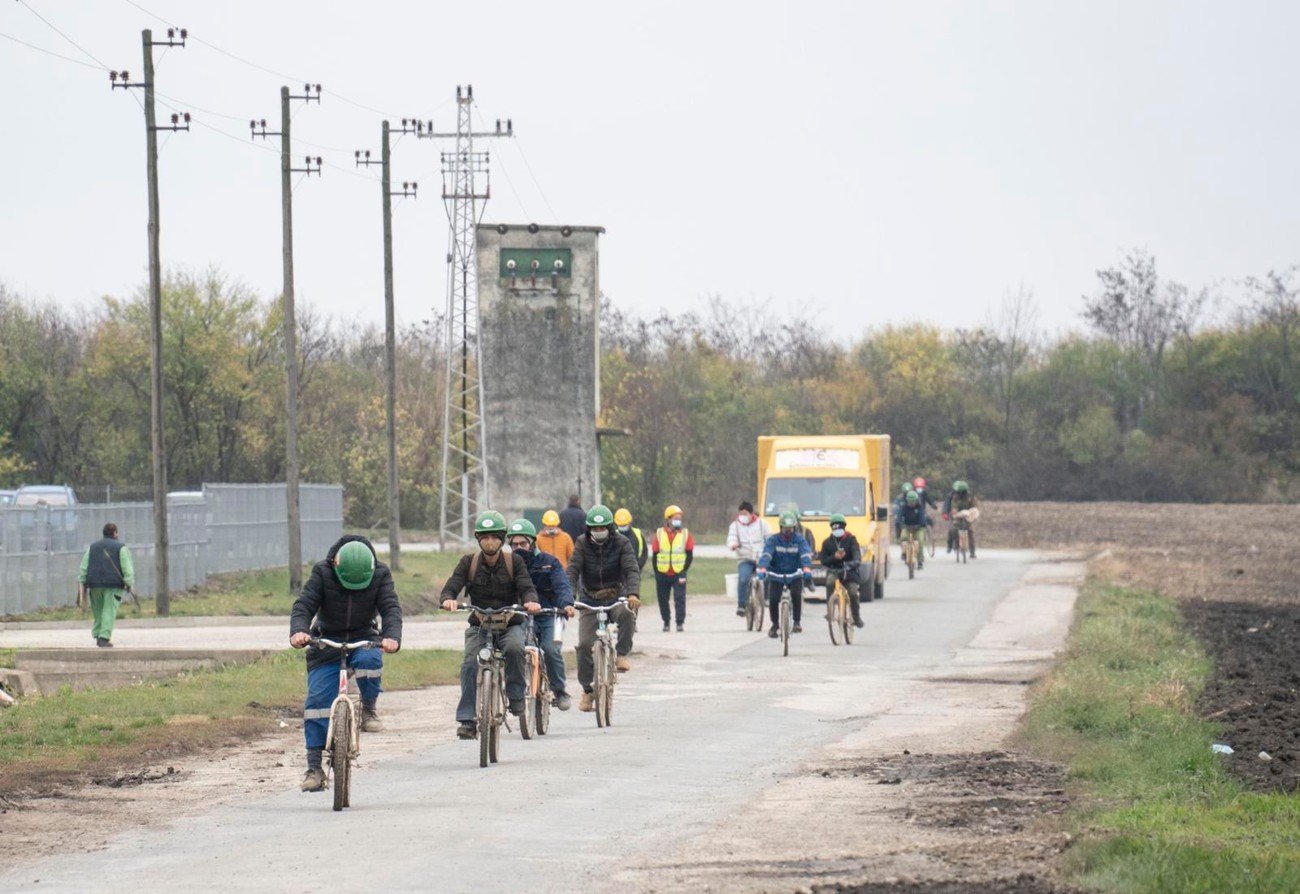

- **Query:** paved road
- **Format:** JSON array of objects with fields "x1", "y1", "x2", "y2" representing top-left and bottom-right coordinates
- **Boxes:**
[{"x1": 1, "y1": 549, "x2": 1079, "y2": 893}]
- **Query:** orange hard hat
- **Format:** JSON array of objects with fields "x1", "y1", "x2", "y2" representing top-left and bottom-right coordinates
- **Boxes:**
[
  {"x1": 542, "y1": 509, "x2": 560, "y2": 527},
  {"x1": 663, "y1": 504, "x2": 683, "y2": 519},
  {"x1": 614, "y1": 508, "x2": 633, "y2": 526}
]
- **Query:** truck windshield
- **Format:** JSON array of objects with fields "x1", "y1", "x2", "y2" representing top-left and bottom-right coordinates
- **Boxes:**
[{"x1": 764, "y1": 478, "x2": 867, "y2": 518}]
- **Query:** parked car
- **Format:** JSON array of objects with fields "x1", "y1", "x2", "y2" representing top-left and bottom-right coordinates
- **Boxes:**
[
  {"x1": 12, "y1": 485, "x2": 78, "y2": 509},
  {"x1": 11, "y1": 485, "x2": 80, "y2": 550}
]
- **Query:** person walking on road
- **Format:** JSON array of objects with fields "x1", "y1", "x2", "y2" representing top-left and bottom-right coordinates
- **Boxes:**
[
  {"x1": 558, "y1": 494, "x2": 587, "y2": 544},
  {"x1": 78, "y1": 522, "x2": 134, "y2": 648},
  {"x1": 614, "y1": 507, "x2": 648, "y2": 573},
  {"x1": 289, "y1": 535, "x2": 402, "y2": 792},
  {"x1": 652, "y1": 504, "x2": 694, "y2": 632},
  {"x1": 567, "y1": 504, "x2": 641, "y2": 711},
  {"x1": 820, "y1": 514, "x2": 864, "y2": 628},
  {"x1": 727, "y1": 501, "x2": 770, "y2": 617},
  {"x1": 537, "y1": 509, "x2": 575, "y2": 569},
  {"x1": 507, "y1": 518, "x2": 577, "y2": 711},
  {"x1": 440, "y1": 511, "x2": 540, "y2": 740},
  {"x1": 757, "y1": 512, "x2": 813, "y2": 637}
]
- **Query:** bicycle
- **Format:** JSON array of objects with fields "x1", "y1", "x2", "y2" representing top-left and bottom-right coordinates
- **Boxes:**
[
  {"x1": 744, "y1": 574, "x2": 765, "y2": 632},
  {"x1": 573, "y1": 597, "x2": 629, "y2": 728},
  {"x1": 761, "y1": 570, "x2": 802, "y2": 657},
  {"x1": 952, "y1": 509, "x2": 978, "y2": 563},
  {"x1": 825, "y1": 574, "x2": 854, "y2": 646},
  {"x1": 520, "y1": 608, "x2": 559, "y2": 740},
  {"x1": 461, "y1": 605, "x2": 529, "y2": 768},
  {"x1": 308, "y1": 637, "x2": 376, "y2": 812},
  {"x1": 901, "y1": 526, "x2": 924, "y2": 579}
]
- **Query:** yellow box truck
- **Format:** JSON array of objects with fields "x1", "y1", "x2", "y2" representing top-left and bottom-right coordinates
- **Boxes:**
[{"x1": 757, "y1": 434, "x2": 891, "y2": 600}]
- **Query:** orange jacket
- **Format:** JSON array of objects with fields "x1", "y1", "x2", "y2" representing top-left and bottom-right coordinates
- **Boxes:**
[{"x1": 536, "y1": 529, "x2": 574, "y2": 569}]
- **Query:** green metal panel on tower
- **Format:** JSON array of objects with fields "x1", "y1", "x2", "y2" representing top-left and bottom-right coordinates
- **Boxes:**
[{"x1": 499, "y1": 248, "x2": 572, "y2": 279}]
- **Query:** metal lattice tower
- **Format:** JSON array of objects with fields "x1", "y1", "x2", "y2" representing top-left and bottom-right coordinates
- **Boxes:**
[{"x1": 420, "y1": 85, "x2": 512, "y2": 547}]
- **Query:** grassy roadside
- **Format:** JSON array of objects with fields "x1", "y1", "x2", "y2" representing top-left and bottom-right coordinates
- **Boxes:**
[
  {"x1": 4, "y1": 555, "x2": 741, "y2": 622},
  {"x1": 0, "y1": 648, "x2": 461, "y2": 792},
  {"x1": 1020, "y1": 580, "x2": 1300, "y2": 892}
]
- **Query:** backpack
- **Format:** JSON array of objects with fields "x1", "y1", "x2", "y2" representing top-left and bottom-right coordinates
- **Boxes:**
[{"x1": 468, "y1": 550, "x2": 517, "y2": 585}]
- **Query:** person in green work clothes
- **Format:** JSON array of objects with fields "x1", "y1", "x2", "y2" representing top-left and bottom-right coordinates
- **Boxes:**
[{"x1": 78, "y1": 522, "x2": 134, "y2": 647}]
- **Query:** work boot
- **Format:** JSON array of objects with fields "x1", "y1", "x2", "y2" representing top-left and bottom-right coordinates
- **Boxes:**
[
  {"x1": 300, "y1": 768, "x2": 327, "y2": 792},
  {"x1": 662, "y1": 624, "x2": 670, "y2": 633},
  {"x1": 456, "y1": 721, "x2": 477, "y2": 739},
  {"x1": 616, "y1": 655, "x2": 632, "y2": 672},
  {"x1": 736, "y1": 608, "x2": 745, "y2": 617},
  {"x1": 792, "y1": 624, "x2": 803, "y2": 633},
  {"x1": 676, "y1": 623, "x2": 684, "y2": 632},
  {"x1": 361, "y1": 704, "x2": 384, "y2": 732},
  {"x1": 509, "y1": 699, "x2": 525, "y2": 716},
  {"x1": 554, "y1": 691, "x2": 572, "y2": 711},
  {"x1": 768, "y1": 625, "x2": 779, "y2": 639},
  {"x1": 579, "y1": 691, "x2": 595, "y2": 712},
  {"x1": 96, "y1": 637, "x2": 113, "y2": 648},
  {"x1": 853, "y1": 617, "x2": 865, "y2": 629}
]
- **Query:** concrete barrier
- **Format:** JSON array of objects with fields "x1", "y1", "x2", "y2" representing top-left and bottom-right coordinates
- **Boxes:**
[{"x1": 13, "y1": 648, "x2": 275, "y2": 695}]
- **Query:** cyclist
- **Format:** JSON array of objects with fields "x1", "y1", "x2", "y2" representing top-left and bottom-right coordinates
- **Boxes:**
[
  {"x1": 439, "y1": 511, "x2": 541, "y2": 741},
  {"x1": 943, "y1": 480, "x2": 980, "y2": 557},
  {"x1": 614, "y1": 507, "x2": 649, "y2": 572},
  {"x1": 819, "y1": 514, "x2": 864, "y2": 629},
  {"x1": 537, "y1": 509, "x2": 575, "y2": 569},
  {"x1": 897, "y1": 490, "x2": 927, "y2": 567},
  {"x1": 913, "y1": 476, "x2": 939, "y2": 540},
  {"x1": 757, "y1": 512, "x2": 813, "y2": 638},
  {"x1": 651, "y1": 504, "x2": 694, "y2": 632},
  {"x1": 567, "y1": 504, "x2": 641, "y2": 711},
  {"x1": 893, "y1": 482, "x2": 915, "y2": 541},
  {"x1": 507, "y1": 518, "x2": 577, "y2": 711},
  {"x1": 726, "y1": 500, "x2": 770, "y2": 617},
  {"x1": 290, "y1": 536, "x2": 402, "y2": 792}
]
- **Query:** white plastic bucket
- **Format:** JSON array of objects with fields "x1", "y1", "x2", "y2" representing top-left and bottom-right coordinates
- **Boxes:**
[{"x1": 724, "y1": 573, "x2": 738, "y2": 600}]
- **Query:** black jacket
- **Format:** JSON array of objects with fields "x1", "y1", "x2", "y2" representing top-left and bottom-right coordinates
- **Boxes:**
[
  {"x1": 440, "y1": 550, "x2": 538, "y2": 626},
  {"x1": 567, "y1": 531, "x2": 640, "y2": 600},
  {"x1": 290, "y1": 535, "x2": 403, "y2": 670},
  {"x1": 819, "y1": 532, "x2": 862, "y2": 572},
  {"x1": 559, "y1": 504, "x2": 587, "y2": 543}
]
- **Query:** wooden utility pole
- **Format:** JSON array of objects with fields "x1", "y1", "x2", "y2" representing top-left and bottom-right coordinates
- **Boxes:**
[
  {"x1": 112, "y1": 28, "x2": 189, "y2": 615},
  {"x1": 253, "y1": 86, "x2": 320, "y2": 594},
  {"x1": 357, "y1": 120, "x2": 420, "y2": 572}
]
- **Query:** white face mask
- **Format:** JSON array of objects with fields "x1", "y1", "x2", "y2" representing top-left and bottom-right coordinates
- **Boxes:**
[
  {"x1": 590, "y1": 529, "x2": 609, "y2": 543},
  {"x1": 738, "y1": 512, "x2": 751, "y2": 524}
]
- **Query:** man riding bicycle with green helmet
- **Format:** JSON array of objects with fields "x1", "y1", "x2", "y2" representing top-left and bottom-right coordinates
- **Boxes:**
[
  {"x1": 290, "y1": 536, "x2": 402, "y2": 792},
  {"x1": 897, "y1": 491, "x2": 928, "y2": 567},
  {"x1": 567, "y1": 504, "x2": 641, "y2": 712},
  {"x1": 440, "y1": 510, "x2": 541, "y2": 740},
  {"x1": 820, "y1": 513, "x2": 865, "y2": 629},
  {"x1": 942, "y1": 480, "x2": 980, "y2": 557}
]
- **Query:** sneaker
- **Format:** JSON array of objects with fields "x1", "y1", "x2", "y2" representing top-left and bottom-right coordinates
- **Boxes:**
[
  {"x1": 616, "y1": 655, "x2": 632, "y2": 672},
  {"x1": 300, "y1": 768, "x2": 327, "y2": 792},
  {"x1": 768, "y1": 625, "x2": 779, "y2": 639},
  {"x1": 579, "y1": 691, "x2": 595, "y2": 712},
  {"x1": 662, "y1": 624, "x2": 670, "y2": 632},
  {"x1": 360, "y1": 704, "x2": 384, "y2": 732},
  {"x1": 736, "y1": 608, "x2": 745, "y2": 617},
  {"x1": 509, "y1": 699, "x2": 525, "y2": 716},
  {"x1": 854, "y1": 618, "x2": 865, "y2": 629},
  {"x1": 96, "y1": 637, "x2": 113, "y2": 648},
  {"x1": 676, "y1": 624, "x2": 684, "y2": 632},
  {"x1": 456, "y1": 721, "x2": 477, "y2": 739},
  {"x1": 554, "y1": 692, "x2": 572, "y2": 711},
  {"x1": 792, "y1": 624, "x2": 803, "y2": 633}
]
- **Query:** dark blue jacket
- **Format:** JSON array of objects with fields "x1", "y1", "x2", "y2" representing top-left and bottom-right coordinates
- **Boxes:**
[
  {"x1": 758, "y1": 531, "x2": 812, "y2": 576},
  {"x1": 519, "y1": 547, "x2": 573, "y2": 610},
  {"x1": 898, "y1": 502, "x2": 926, "y2": 527}
]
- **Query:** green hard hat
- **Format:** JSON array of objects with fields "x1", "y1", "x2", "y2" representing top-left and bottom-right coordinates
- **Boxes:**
[
  {"x1": 586, "y1": 504, "x2": 614, "y2": 527},
  {"x1": 475, "y1": 510, "x2": 508, "y2": 535},
  {"x1": 778, "y1": 512, "x2": 798, "y2": 529},
  {"x1": 335, "y1": 541, "x2": 375, "y2": 590},
  {"x1": 903, "y1": 482, "x2": 915, "y2": 492},
  {"x1": 905, "y1": 491, "x2": 919, "y2": 504},
  {"x1": 507, "y1": 518, "x2": 537, "y2": 539},
  {"x1": 830, "y1": 513, "x2": 847, "y2": 526},
  {"x1": 954, "y1": 480, "x2": 969, "y2": 493}
]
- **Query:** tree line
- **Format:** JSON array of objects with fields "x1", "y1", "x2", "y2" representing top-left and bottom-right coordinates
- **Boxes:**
[{"x1": 2, "y1": 251, "x2": 1296, "y2": 530}]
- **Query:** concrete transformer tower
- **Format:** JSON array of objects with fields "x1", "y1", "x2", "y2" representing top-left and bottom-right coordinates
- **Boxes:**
[{"x1": 476, "y1": 223, "x2": 604, "y2": 523}]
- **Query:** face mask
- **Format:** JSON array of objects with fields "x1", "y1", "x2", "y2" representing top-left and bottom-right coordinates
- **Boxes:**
[
  {"x1": 738, "y1": 513, "x2": 751, "y2": 524},
  {"x1": 617, "y1": 526, "x2": 630, "y2": 534},
  {"x1": 510, "y1": 542, "x2": 532, "y2": 556},
  {"x1": 780, "y1": 529, "x2": 794, "y2": 540},
  {"x1": 543, "y1": 526, "x2": 559, "y2": 535},
  {"x1": 590, "y1": 529, "x2": 609, "y2": 543},
  {"x1": 670, "y1": 519, "x2": 683, "y2": 529},
  {"x1": 833, "y1": 528, "x2": 845, "y2": 539}
]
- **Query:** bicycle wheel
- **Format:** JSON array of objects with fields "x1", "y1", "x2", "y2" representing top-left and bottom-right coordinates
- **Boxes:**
[
  {"x1": 602, "y1": 681, "x2": 614, "y2": 727},
  {"x1": 959, "y1": 529, "x2": 969, "y2": 564},
  {"x1": 747, "y1": 579, "x2": 764, "y2": 632},
  {"x1": 519, "y1": 650, "x2": 536, "y2": 740},
  {"x1": 841, "y1": 588, "x2": 855, "y2": 645},
  {"x1": 477, "y1": 666, "x2": 492, "y2": 768},
  {"x1": 780, "y1": 596, "x2": 791, "y2": 658},
  {"x1": 593, "y1": 640, "x2": 609, "y2": 728},
  {"x1": 489, "y1": 672, "x2": 503, "y2": 763},
  {"x1": 907, "y1": 542, "x2": 916, "y2": 579},
  {"x1": 928, "y1": 528, "x2": 936, "y2": 558},
  {"x1": 331, "y1": 702, "x2": 351, "y2": 812},
  {"x1": 536, "y1": 670, "x2": 552, "y2": 736},
  {"x1": 827, "y1": 585, "x2": 842, "y2": 646}
]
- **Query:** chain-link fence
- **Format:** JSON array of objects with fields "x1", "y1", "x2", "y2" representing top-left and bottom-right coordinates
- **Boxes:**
[{"x1": 0, "y1": 484, "x2": 343, "y2": 615}]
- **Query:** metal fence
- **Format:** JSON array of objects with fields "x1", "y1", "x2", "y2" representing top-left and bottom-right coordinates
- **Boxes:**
[{"x1": 0, "y1": 483, "x2": 343, "y2": 615}]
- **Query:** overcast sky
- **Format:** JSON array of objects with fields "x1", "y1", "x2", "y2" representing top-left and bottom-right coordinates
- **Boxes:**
[{"x1": 2, "y1": 0, "x2": 1297, "y2": 339}]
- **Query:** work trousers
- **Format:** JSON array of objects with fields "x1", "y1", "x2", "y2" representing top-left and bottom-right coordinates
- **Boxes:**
[
  {"x1": 88, "y1": 588, "x2": 122, "y2": 641},
  {"x1": 576, "y1": 602, "x2": 636, "y2": 693},
  {"x1": 457, "y1": 623, "x2": 527, "y2": 722},
  {"x1": 766, "y1": 577, "x2": 805, "y2": 626},
  {"x1": 655, "y1": 572, "x2": 686, "y2": 626},
  {"x1": 302, "y1": 647, "x2": 384, "y2": 749},
  {"x1": 825, "y1": 567, "x2": 862, "y2": 623}
]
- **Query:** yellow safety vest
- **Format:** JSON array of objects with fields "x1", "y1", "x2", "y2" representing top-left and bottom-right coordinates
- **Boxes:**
[{"x1": 654, "y1": 527, "x2": 689, "y2": 574}]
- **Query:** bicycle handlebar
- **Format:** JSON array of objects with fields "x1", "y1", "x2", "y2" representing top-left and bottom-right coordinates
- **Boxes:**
[
  {"x1": 573, "y1": 598, "x2": 630, "y2": 612},
  {"x1": 455, "y1": 604, "x2": 532, "y2": 620},
  {"x1": 308, "y1": 637, "x2": 376, "y2": 650},
  {"x1": 757, "y1": 570, "x2": 807, "y2": 581}
]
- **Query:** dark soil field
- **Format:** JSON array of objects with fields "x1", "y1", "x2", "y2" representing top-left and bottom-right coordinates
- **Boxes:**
[{"x1": 985, "y1": 500, "x2": 1300, "y2": 793}]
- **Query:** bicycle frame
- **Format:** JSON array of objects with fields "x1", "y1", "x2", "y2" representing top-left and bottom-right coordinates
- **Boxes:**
[
  {"x1": 310, "y1": 638, "x2": 374, "y2": 771},
  {"x1": 574, "y1": 597, "x2": 629, "y2": 727}
]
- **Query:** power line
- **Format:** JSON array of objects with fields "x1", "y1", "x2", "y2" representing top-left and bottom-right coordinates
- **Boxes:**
[
  {"x1": 16, "y1": 0, "x2": 113, "y2": 69},
  {"x1": 0, "y1": 30, "x2": 105, "y2": 70},
  {"x1": 512, "y1": 134, "x2": 561, "y2": 222}
]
